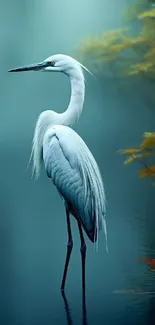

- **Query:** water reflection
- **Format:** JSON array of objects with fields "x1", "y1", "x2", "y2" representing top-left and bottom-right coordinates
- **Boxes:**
[
  {"x1": 61, "y1": 290, "x2": 88, "y2": 325},
  {"x1": 148, "y1": 296, "x2": 155, "y2": 324},
  {"x1": 61, "y1": 291, "x2": 72, "y2": 325}
]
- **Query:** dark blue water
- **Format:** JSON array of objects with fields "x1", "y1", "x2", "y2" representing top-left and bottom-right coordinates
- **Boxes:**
[
  {"x1": 2, "y1": 261, "x2": 155, "y2": 325},
  {"x1": 1, "y1": 183, "x2": 155, "y2": 325}
]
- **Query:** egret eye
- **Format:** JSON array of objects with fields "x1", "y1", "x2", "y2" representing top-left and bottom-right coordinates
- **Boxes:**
[{"x1": 51, "y1": 61, "x2": 55, "y2": 66}]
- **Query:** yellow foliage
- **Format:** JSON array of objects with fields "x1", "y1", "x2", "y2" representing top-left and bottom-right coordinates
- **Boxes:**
[
  {"x1": 103, "y1": 28, "x2": 129, "y2": 42},
  {"x1": 120, "y1": 147, "x2": 152, "y2": 156},
  {"x1": 138, "y1": 9, "x2": 155, "y2": 19},
  {"x1": 120, "y1": 148, "x2": 143, "y2": 154},
  {"x1": 122, "y1": 0, "x2": 148, "y2": 22},
  {"x1": 141, "y1": 19, "x2": 155, "y2": 40},
  {"x1": 140, "y1": 132, "x2": 155, "y2": 148},
  {"x1": 119, "y1": 132, "x2": 155, "y2": 184},
  {"x1": 103, "y1": 54, "x2": 119, "y2": 62},
  {"x1": 143, "y1": 132, "x2": 155, "y2": 138},
  {"x1": 138, "y1": 165, "x2": 155, "y2": 178},
  {"x1": 129, "y1": 62, "x2": 154, "y2": 75},
  {"x1": 79, "y1": 1, "x2": 155, "y2": 79},
  {"x1": 79, "y1": 1, "x2": 155, "y2": 185},
  {"x1": 124, "y1": 155, "x2": 138, "y2": 165},
  {"x1": 123, "y1": 153, "x2": 149, "y2": 165}
]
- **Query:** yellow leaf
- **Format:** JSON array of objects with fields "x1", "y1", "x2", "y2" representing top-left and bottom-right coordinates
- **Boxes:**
[
  {"x1": 130, "y1": 36, "x2": 146, "y2": 45},
  {"x1": 120, "y1": 148, "x2": 142, "y2": 155},
  {"x1": 107, "y1": 41, "x2": 133, "y2": 52},
  {"x1": 138, "y1": 165, "x2": 155, "y2": 178},
  {"x1": 143, "y1": 132, "x2": 155, "y2": 138},
  {"x1": 140, "y1": 137, "x2": 155, "y2": 148},
  {"x1": 138, "y1": 9, "x2": 155, "y2": 19},
  {"x1": 124, "y1": 154, "x2": 137, "y2": 165}
]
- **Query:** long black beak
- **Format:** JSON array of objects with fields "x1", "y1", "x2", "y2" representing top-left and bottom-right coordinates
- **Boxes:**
[{"x1": 8, "y1": 61, "x2": 49, "y2": 72}]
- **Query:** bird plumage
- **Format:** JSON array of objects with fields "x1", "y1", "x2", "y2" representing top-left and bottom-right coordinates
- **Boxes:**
[{"x1": 42, "y1": 125, "x2": 107, "y2": 248}]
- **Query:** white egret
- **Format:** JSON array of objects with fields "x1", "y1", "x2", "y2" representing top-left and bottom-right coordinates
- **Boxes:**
[{"x1": 9, "y1": 54, "x2": 108, "y2": 292}]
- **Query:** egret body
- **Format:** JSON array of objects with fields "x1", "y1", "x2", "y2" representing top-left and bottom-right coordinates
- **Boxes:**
[{"x1": 9, "y1": 54, "x2": 108, "y2": 292}]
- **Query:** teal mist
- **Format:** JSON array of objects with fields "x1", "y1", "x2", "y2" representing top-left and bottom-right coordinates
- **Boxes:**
[{"x1": 0, "y1": 1, "x2": 155, "y2": 325}]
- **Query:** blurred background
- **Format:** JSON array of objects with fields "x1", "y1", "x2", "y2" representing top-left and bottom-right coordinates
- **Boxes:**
[{"x1": 0, "y1": 0, "x2": 155, "y2": 324}]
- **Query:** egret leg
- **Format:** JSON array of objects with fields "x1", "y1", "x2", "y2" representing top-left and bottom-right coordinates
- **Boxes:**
[
  {"x1": 77, "y1": 220, "x2": 86, "y2": 294},
  {"x1": 61, "y1": 208, "x2": 73, "y2": 291}
]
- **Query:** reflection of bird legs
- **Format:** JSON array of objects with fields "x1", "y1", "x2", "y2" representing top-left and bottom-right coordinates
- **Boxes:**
[
  {"x1": 61, "y1": 290, "x2": 89, "y2": 325},
  {"x1": 82, "y1": 289, "x2": 88, "y2": 325},
  {"x1": 61, "y1": 291, "x2": 72, "y2": 325}
]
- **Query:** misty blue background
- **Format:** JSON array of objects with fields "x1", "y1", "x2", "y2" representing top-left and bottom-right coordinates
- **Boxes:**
[{"x1": 0, "y1": 0, "x2": 155, "y2": 324}]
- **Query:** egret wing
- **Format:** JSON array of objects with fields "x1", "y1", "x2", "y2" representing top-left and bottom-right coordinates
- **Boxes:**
[{"x1": 43, "y1": 125, "x2": 107, "y2": 244}]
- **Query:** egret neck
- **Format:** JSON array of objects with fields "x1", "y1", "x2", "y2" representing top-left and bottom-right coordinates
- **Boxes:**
[
  {"x1": 30, "y1": 65, "x2": 85, "y2": 178},
  {"x1": 61, "y1": 67, "x2": 85, "y2": 126}
]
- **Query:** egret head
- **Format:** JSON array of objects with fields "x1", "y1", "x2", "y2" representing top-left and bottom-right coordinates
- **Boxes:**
[{"x1": 8, "y1": 54, "x2": 93, "y2": 78}]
